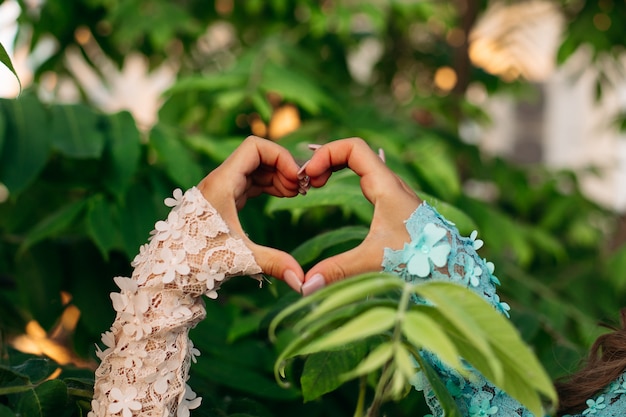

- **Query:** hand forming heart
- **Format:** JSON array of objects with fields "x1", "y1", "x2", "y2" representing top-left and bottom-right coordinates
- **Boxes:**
[{"x1": 197, "y1": 136, "x2": 422, "y2": 296}]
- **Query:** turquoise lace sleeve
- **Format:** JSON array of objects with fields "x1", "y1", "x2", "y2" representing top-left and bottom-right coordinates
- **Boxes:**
[{"x1": 381, "y1": 202, "x2": 626, "y2": 417}]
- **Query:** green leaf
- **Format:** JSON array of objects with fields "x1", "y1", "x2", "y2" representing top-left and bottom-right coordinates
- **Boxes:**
[
  {"x1": 150, "y1": 125, "x2": 203, "y2": 188},
  {"x1": 0, "y1": 404, "x2": 16, "y2": 417},
  {"x1": 19, "y1": 199, "x2": 87, "y2": 253},
  {"x1": 413, "y1": 352, "x2": 462, "y2": 417},
  {"x1": 118, "y1": 183, "x2": 159, "y2": 258},
  {"x1": 0, "y1": 96, "x2": 51, "y2": 194},
  {"x1": 15, "y1": 379, "x2": 68, "y2": 417},
  {"x1": 192, "y1": 356, "x2": 300, "y2": 400},
  {"x1": 102, "y1": 111, "x2": 141, "y2": 198},
  {"x1": 295, "y1": 274, "x2": 404, "y2": 329},
  {"x1": 301, "y1": 343, "x2": 367, "y2": 402},
  {"x1": 340, "y1": 341, "x2": 394, "y2": 382},
  {"x1": 296, "y1": 307, "x2": 396, "y2": 356},
  {"x1": 402, "y1": 309, "x2": 463, "y2": 373},
  {"x1": 0, "y1": 42, "x2": 21, "y2": 92},
  {"x1": 408, "y1": 137, "x2": 461, "y2": 201},
  {"x1": 291, "y1": 225, "x2": 369, "y2": 265},
  {"x1": 266, "y1": 177, "x2": 373, "y2": 223},
  {"x1": 11, "y1": 359, "x2": 56, "y2": 384},
  {"x1": 49, "y1": 104, "x2": 105, "y2": 158},
  {"x1": 261, "y1": 63, "x2": 335, "y2": 114},
  {"x1": 415, "y1": 282, "x2": 557, "y2": 416},
  {"x1": 86, "y1": 194, "x2": 120, "y2": 258}
]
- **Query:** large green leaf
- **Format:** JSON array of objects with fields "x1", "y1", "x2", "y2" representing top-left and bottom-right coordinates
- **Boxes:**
[
  {"x1": 149, "y1": 125, "x2": 203, "y2": 189},
  {"x1": 266, "y1": 174, "x2": 373, "y2": 223},
  {"x1": 291, "y1": 225, "x2": 369, "y2": 265},
  {"x1": 86, "y1": 194, "x2": 120, "y2": 258},
  {"x1": 261, "y1": 63, "x2": 336, "y2": 115},
  {"x1": 14, "y1": 379, "x2": 68, "y2": 417},
  {"x1": 102, "y1": 111, "x2": 141, "y2": 198},
  {"x1": 415, "y1": 282, "x2": 557, "y2": 416},
  {"x1": 300, "y1": 343, "x2": 367, "y2": 402},
  {"x1": 19, "y1": 199, "x2": 87, "y2": 253},
  {"x1": 49, "y1": 104, "x2": 105, "y2": 158},
  {"x1": 295, "y1": 307, "x2": 396, "y2": 356},
  {"x1": 118, "y1": 183, "x2": 160, "y2": 258},
  {"x1": 192, "y1": 356, "x2": 300, "y2": 400},
  {"x1": 0, "y1": 404, "x2": 16, "y2": 417},
  {"x1": 408, "y1": 137, "x2": 461, "y2": 201},
  {"x1": 0, "y1": 96, "x2": 51, "y2": 194}
]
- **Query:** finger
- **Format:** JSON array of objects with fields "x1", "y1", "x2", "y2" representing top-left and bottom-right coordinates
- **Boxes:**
[
  {"x1": 225, "y1": 135, "x2": 301, "y2": 184},
  {"x1": 246, "y1": 241, "x2": 305, "y2": 293},
  {"x1": 304, "y1": 138, "x2": 393, "y2": 203},
  {"x1": 301, "y1": 240, "x2": 386, "y2": 296}
]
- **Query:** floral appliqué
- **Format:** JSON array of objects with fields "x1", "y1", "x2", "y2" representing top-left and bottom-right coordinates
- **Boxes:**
[{"x1": 403, "y1": 223, "x2": 451, "y2": 277}]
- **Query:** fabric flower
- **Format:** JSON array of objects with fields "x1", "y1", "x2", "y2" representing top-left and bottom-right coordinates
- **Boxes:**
[
  {"x1": 108, "y1": 387, "x2": 142, "y2": 417},
  {"x1": 462, "y1": 256, "x2": 482, "y2": 287},
  {"x1": 153, "y1": 211, "x2": 184, "y2": 242},
  {"x1": 469, "y1": 399, "x2": 498, "y2": 417},
  {"x1": 177, "y1": 384, "x2": 202, "y2": 417},
  {"x1": 164, "y1": 188, "x2": 184, "y2": 207},
  {"x1": 152, "y1": 248, "x2": 190, "y2": 283},
  {"x1": 131, "y1": 244, "x2": 150, "y2": 267},
  {"x1": 189, "y1": 340, "x2": 201, "y2": 364},
  {"x1": 611, "y1": 379, "x2": 626, "y2": 394},
  {"x1": 403, "y1": 223, "x2": 451, "y2": 277},
  {"x1": 469, "y1": 230, "x2": 484, "y2": 250},
  {"x1": 583, "y1": 396, "x2": 606, "y2": 414},
  {"x1": 493, "y1": 293, "x2": 511, "y2": 318}
]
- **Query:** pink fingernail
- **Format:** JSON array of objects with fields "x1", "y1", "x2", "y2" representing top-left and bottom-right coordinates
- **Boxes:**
[
  {"x1": 301, "y1": 273, "x2": 326, "y2": 296},
  {"x1": 283, "y1": 269, "x2": 303, "y2": 293},
  {"x1": 378, "y1": 148, "x2": 386, "y2": 163},
  {"x1": 308, "y1": 144, "x2": 322, "y2": 151},
  {"x1": 297, "y1": 160, "x2": 310, "y2": 179}
]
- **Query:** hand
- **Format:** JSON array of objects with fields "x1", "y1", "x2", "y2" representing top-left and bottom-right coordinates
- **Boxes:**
[
  {"x1": 197, "y1": 135, "x2": 304, "y2": 292},
  {"x1": 300, "y1": 138, "x2": 423, "y2": 296}
]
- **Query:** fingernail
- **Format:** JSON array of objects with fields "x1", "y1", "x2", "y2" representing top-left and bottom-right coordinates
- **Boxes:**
[
  {"x1": 378, "y1": 148, "x2": 386, "y2": 163},
  {"x1": 301, "y1": 273, "x2": 326, "y2": 296},
  {"x1": 283, "y1": 270, "x2": 303, "y2": 293},
  {"x1": 298, "y1": 187, "x2": 307, "y2": 195},
  {"x1": 297, "y1": 160, "x2": 310, "y2": 179},
  {"x1": 308, "y1": 144, "x2": 322, "y2": 151}
]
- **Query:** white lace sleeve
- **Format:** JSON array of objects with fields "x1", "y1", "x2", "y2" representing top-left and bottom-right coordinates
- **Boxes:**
[{"x1": 89, "y1": 187, "x2": 263, "y2": 417}]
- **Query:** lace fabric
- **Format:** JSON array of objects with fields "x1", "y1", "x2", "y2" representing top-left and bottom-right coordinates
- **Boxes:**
[
  {"x1": 382, "y1": 202, "x2": 626, "y2": 417},
  {"x1": 90, "y1": 187, "x2": 262, "y2": 417}
]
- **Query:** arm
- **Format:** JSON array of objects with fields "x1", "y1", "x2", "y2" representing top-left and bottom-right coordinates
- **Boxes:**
[
  {"x1": 300, "y1": 138, "x2": 528, "y2": 417},
  {"x1": 90, "y1": 136, "x2": 304, "y2": 417}
]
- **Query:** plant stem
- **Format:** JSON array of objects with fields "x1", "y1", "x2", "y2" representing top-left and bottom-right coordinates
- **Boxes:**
[{"x1": 365, "y1": 283, "x2": 413, "y2": 417}]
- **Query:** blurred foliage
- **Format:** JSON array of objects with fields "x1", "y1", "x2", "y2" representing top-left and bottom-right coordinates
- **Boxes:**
[{"x1": 1, "y1": 0, "x2": 625, "y2": 416}]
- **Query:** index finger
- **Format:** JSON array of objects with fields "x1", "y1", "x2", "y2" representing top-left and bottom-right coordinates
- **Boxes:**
[{"x1": 224, "y1": 135, "x2": 300, "y2": 182}]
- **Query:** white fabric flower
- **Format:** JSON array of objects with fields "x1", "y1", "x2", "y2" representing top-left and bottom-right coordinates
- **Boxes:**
[
  {"x1": 164, "y1": 188, "x2": 184, "y2": 207},
  {"x1": 154, "y1": 211, "x2": 184, "y2": 242},
  {"x1": 152, "y1": 248, "x2": 190, "y2": 283},
  {"x1": 131, "y1": 244, "x2": 150, "y2": 267},
  {"x1": 177, "y1": 385, "x2": 202, "y2": 417},
  {"x1": 108, "y1": 387, "x2": 142, "y2": 417}
]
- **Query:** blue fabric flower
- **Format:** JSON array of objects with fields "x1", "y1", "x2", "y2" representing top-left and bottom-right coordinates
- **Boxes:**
[
  {"x1": 403, "y1": 223, "x2": 451, "y2": 277},
  {"x1": 583, "y1": 396, "x2": 606, "y2": 414},
  {"x1": 462, "y1": 255, "x2": 482, "y2": 287},
  {"x1": 469, "y1": 399, "x2": 498, "y2": 416}
]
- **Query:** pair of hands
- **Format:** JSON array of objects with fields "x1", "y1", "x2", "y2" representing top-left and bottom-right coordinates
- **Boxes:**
[{"x1": 197, "y1": 136, "x2": 422, "y2": 296}]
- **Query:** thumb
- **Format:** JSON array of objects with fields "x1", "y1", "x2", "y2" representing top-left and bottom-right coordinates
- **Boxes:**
[
  {"x1": 247, "y1": 241, "x2": 305, "y2": 293},
  {"x1": 301, "y1": 242, "x2": 384, "y2": 296}
]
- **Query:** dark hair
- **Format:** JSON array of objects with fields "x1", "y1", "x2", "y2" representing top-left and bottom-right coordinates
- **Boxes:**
[{"x1": 555, "y1": 308, "x2": 626, "y2": 416}]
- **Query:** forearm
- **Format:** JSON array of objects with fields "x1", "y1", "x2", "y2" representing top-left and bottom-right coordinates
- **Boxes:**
[{"x1": 90, "y1": 187, "x2": 262, "y2": 417}]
